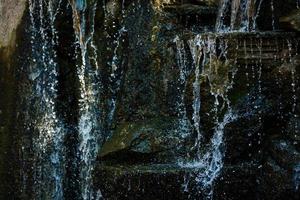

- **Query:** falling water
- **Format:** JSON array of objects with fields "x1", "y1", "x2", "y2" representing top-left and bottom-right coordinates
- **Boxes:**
[
  {"x1": 287, "y1": 39, "x2": 297, "y2": 114},
  {"x1": 256, "y1": 38, "x2": 263, "y2": 150},
  {"x1": 8, "y1": 0, "x2": 299, "y2": 199},
  {"x1": 196, "y1": 110, "x2": 237, "y2": 199},
  {"x1": 270, "y1": 0, "x2": 275, "y2": 30},
  {"x1": 294, "y1": 163, "x2": 300, "y2": 191},
  {"x1": 178, "y1": 33, "x2": 238, "y2": 199},
  {"x1": 174, "y1": 36, "x2": 192, "y2": 139},
  {"x1": 188, "y1": 35, "x2": 204, "y2": 149},
  {"x1": 28, "y1": 0, "x2": 64, "y2": 199},
  {"x1": 107, "y1": 0, "x2": 127, "y2": 126},
  {"x1": 69, "y1": 0, "x2": 102, "y2": 199},
  {"x1": 216, "y1": 0, "x2": 264, "y2": 32}
]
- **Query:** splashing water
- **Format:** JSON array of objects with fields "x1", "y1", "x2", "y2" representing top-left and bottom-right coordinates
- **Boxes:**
[
  {"x1": 196, "y1": 110, "x2": 237, "y2": 198},
  {"x1": 180, "y1": 109, "x2": 237, "y2": 199}
]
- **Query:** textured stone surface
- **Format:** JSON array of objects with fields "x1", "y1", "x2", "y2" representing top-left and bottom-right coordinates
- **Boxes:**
[{"x1": 0, "y1": 0, "x2": 27, "y2": 49}]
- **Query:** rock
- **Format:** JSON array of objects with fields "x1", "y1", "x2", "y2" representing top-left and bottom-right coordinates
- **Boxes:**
[
  {"x1": 202, "y1": 55, "x2": 235, "y2": 96},
  {"x1": 93, "y1": 163, "x2": 197, "y2": 200},
  {"x1": 280, "y1": 9, "x2": 300, "y2": 31},
  {"x1": 214, "y1": 163, "x2": 258, "y2": 200},
  {"x1": 163, "y1": 4, "x2": 218, "y2": 15},
  {"x1": 268, "y1": 140, "x2": 300, "y2": 170},
  {"x1": 224, "y1": 113, "x2": 262, "y2": 165},
  {"x1": 99, "y1": 117, "x2": 193, "y2": 163},
  {"x1": 0, "y1": 0, "x2": 27, "y2": 49},
  {"x1": 260, "y1": 157, "x2": 299, "y2": 200}
]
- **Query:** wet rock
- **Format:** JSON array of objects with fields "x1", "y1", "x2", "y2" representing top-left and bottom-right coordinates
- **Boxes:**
[
  {"x1": 163, "y1": 3, "x2": 218, "y2": 15},
  {"x1": 280, "y1": 9, "x2": 300, "y2": 31},
  {"x1": 99, "y1": 117, "x2": 193, "y2": 163},
  {"x1": 224, "y1": 113, "x2": 262, "y2": 165},
  {"x1": 268, "y1": 140, "x2": 300, "y2": 170},
  {"x1": 260, "y1": 157, "x2": 299, "y2": 200},
  {"x1": 93, "y1": 164, "x2": 195, "y2": 200},
  {"x1": 214, "y1": 163, "x2": 258, "y2": 200}
]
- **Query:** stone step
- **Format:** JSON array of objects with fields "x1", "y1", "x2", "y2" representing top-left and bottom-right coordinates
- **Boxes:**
[
  {"x1": 93, "y1": 163, "x2": 191, "y2": 199},
  {"x1": 93, "y1": 163, "x2": 258, "y2": 200},
  {"x1": 163, "y1": 4, "x2": 218, "y2": 16},
  {"x1": 188, "y1": 32, "x2": 299, "y2": 65}
]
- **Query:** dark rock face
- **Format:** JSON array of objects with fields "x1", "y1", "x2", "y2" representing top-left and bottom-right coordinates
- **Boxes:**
[
  {"x1": 218, "y1": 55, "x2": 300, "y2": 200},
  {"x1": 99, "y1": 117, "x2": 193, "y2": 163}
]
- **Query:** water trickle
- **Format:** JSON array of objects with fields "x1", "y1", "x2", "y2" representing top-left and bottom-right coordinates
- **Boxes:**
[
  {"x1": 189, "y1": 35, "x2": 204, "y2": 150},
  {"x1": 256, "y1": 38, "x2": 263, "y2": 148},
  {"x1": 107, "y1": 26, "x2": 127, "y2": 134},
  {"x1": 174, "y1": 36, "x2": 192, "y2": 139},
  {"x1": 270, "y1": 0, "x2": 275, "y2": 30},
  {"x1": 287, "y1": 39, "x2": 298, "y2": 115},
  {"x1": 294, "y1": 163, "x2": 300, "y2": 191}
]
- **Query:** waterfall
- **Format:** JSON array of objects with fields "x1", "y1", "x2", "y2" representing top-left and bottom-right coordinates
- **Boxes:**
[
  {"x1": 69, "y1": 0, "x2": 102, "y2": 199},
  {"x1": 216, "y1": 0, "x2": 264, "y2": 32},
  {"x1": 8, "y1": 0, "x2": 298, "y2": 199},
  {"x1": 28, "y1": 0, "x2": 64, "y2": 199},
  {"x1": 176, "y1": 33, "x2": 238, "y2": 199}
]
